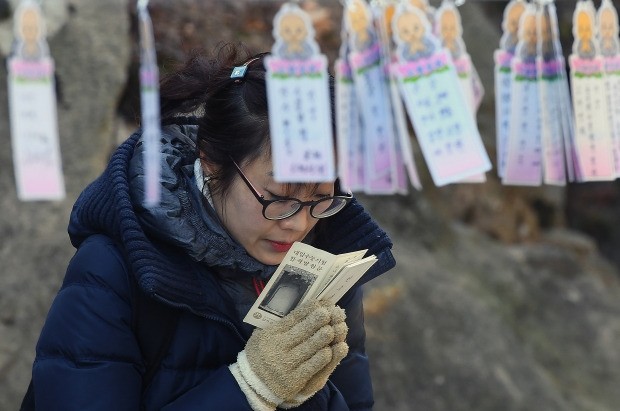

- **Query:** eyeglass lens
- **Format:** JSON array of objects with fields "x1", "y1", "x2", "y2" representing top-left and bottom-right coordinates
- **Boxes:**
[{"x1": 264, "y1": 197, "x2": 347, "y2": 220}]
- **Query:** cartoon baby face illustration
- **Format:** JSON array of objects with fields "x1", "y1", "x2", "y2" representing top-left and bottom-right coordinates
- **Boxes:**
[
  {"x1": 439, "y1": 9, "x2": 459, "y2": 43},
  {"x1": 571, "y1": 3, "x2": 599, "y2": 58},
  {"x1": 515, "y1": 9, "x2": 538, "y2": 62},
  {"x1": 521, "y1": 13, "x2": 537, "y2": 46},
  {"x1": 393, "y1": 6, "x2": 436, "y2": 61},
  {"x1": 576, "y1": 10, "x2": 594, "y2": 42},
  {"x1": 14, "y1": 1, "x2": 48, "y2": 59},
  {"x1": 19, "y1": 7, "x2": 41, "y2": 44},
  {"x1": 500, "y1": 1, "x2": 526, "y2": 53},
  {"x1": 279, "y1": 13, "x2": 308, "y2": 48},
  {"x1": 272, "y1": 5, "x2": 317, "y2": 60},
  {"x1": 599, "y1": 8, "x2": 618, "y2": 40},
  {"x1": 597, "y1": 4, "x2": 619, "y2": 56},
  {"x1": 505, "y1": 2, "x2": 525, "y2": 35},
  {"x1": 346, "y1": 0, "x2": 375, "y2": 51},
  {"x1": 396, "y1": 10, "x2": 425, "y2": 44},
  {"x1": 348, "y1": 0, "x2": 370, "y2": 35}
]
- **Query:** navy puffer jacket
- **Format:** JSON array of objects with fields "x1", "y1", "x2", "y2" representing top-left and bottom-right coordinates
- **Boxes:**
[{"x1": 31, "y1": 124, "x2": 395, "y2": 410}]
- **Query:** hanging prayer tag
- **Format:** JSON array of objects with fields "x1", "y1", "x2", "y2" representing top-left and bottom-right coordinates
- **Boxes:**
[
  {"x1": 343, "y1": 0, "x2": 399, "y2": 194},
  {"x1": 138, "y1": 1, "x2": 162, "y2": 206},
  {"x1": 435, "y1": 0, "x2": 484, "y2": 115},
  {"x1": 335, "y1": 11, "x2": 363, "y2": 193},
  {"x1": 435, "y1": 0, "x2": 486, "y2": 184},
  {"x1": 597, "y1": 0, "x2": 620, "y2": 178},
  {"x1": 537, "y1": 2, "x2": 568, "y2": 186},
  {"x1": 374, "y1": 1, "x2": 422, "y2": 192},
  {"x1": 265, "y1": 3, "x2": 335, "y2": 183},
  {"x1": 569, "y1": 0, "x2": 616, "y2": 181},
  {"x1": 495, "y1": 0, "x2": 526, "y2": 179},
  {"x1": 8, "y1": 0, "x2": 65, "y2": 201},
  {"x1": 390, "y1": 3, "x2": 491, "y2": 187},
  {"x1": 541, "y1": 0, "x2": 578, "y2": 184},
  {"x1": 503, "y1": 4, "x2": 543, "y2": 186}
]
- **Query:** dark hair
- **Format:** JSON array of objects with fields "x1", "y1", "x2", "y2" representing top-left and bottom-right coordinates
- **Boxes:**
[
  {"x1": 159, "y1": 42, "x2": 336, "y2": 201},
  {"x1": 159, "y1": 43, "x2": 270, "y2": 199}
]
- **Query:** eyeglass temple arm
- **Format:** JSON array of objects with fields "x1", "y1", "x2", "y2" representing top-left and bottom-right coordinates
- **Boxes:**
[{"x1": 231, "y1": 159, "x2": 267, "y2": 200}]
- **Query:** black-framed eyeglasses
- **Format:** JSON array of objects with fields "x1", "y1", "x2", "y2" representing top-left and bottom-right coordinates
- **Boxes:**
[{"x1": 231, "y1": 160, "x2": 352, "y2": 221}]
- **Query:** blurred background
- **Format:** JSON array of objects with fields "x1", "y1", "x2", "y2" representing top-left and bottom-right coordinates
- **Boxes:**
[{"x1": 1, "y1": 0, "x2": 620, "y2": 410}]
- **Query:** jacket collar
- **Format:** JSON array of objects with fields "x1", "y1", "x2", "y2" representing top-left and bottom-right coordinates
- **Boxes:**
[{"x1": 68, "y1": 121, "x2": 395, "y2": 313}]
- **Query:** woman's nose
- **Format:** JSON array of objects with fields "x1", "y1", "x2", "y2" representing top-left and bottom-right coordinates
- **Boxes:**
[{"x1": 278, "y1": 206, "x2": 313, "y2": 231}]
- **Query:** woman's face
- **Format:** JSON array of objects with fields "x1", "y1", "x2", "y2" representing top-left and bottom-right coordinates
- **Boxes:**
[{"x1": 209, "y1": 152, "x2": 335, "y2": 266}]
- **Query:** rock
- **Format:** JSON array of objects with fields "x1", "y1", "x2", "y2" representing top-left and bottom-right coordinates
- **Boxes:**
[{"x1": 364, "y1": 218, "x2": 620, "y2": 411}]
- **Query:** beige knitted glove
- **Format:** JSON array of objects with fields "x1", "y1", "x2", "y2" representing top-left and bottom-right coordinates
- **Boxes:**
[
  {"x1": 229, "y1": 300, "x2": 338, "y2": 411},
  {"x1": 280, "y1": 304, "x2": 349, "y2": 409}
]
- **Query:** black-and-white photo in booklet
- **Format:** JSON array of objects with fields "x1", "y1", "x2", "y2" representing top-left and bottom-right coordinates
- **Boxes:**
[{"x1": 244, "y1": 241, "x2": 376, "y2": 328}]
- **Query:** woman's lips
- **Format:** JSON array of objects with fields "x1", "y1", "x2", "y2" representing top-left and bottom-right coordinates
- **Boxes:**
[{"x1": 268, "y1": 240, "x2": 294, "y2": 253}]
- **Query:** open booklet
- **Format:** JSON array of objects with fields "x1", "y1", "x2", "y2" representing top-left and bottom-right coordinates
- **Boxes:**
[{"x1": 244, "y1": 242, "x2": 377, "y2": 329}]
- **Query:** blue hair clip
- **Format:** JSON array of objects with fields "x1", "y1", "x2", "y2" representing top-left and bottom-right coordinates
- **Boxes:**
[
  {"x1": 230, "y1": 66, "x2": 249, "y2": 79},
  {"x1": 230, "y1": 57, "x2": 261, "y2": 82}
]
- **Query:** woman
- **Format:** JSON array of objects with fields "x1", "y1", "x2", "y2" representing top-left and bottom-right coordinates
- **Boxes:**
[{"x1": 28, "y1": 44, "x2": 395, "y2": 410}]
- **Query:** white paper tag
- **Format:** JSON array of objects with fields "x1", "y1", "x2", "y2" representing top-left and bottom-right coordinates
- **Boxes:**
[
  {"x1": 503, "y1": 5, "x2": 542, "y2": 186},
  {"x1": 266, "y1": 3, "x2": 335, "y2": 182},
  {"x1": 435, "y1": 1, "x2": 484, "y2": 114},
  {"x1": 598, "y1": 0, "x2": 620, "y2": 177},
  {"x1": 138, "y1": 3, "x2": 162, "y2": 206},
  {"x1": 494, "y1": 49, "x2": 514, "y2": 179},
  {"x1": 538, "y1": 60, "x2": 567, "y2": 185},
  {"x1": 569, "y1": 56, "x2": 616, "y2": 180},
  {"x1": 538, "y1": 3, "x2": 568, "y2": 186},
  {"x1": 495, "y1": 0, "x2": 526, "y2": 178},
  {"x1": 375, "y1": 2, "x2": 421, "y2": 192},
  {"x1": 569, "y1": 1, "x2": 616, "y2": 181},
  {"x1": 335, "y1": 58, "x2": 364, "y2": 192},
  {"x1": 335, "y1": 15, "x2": 364, "y2": 193},
  {"x1": 8, "y1": 1, "x2": 65, "y2": 201},
  {"x1": 391, "y1": 4, "x2": 491, "y2": 186},
  {"x1": 602, "y1": 57, "x2": 620, "y2": 177},
  {"x1": 344, "y1": 0, "x2": 399, "y2": 194}
]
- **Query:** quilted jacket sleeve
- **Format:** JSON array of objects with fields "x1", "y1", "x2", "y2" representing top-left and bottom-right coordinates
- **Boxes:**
[
  {"x1": 32, "y1": 235, "x2": 143, "y2": 410},
  {"x1": 32, "y1": 235, "x2": 252, "y2": 411}
]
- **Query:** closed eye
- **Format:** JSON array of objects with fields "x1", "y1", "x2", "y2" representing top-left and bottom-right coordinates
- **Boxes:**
[
  {"x1": 265, "y1": 190, "x2": 289, "y2": 201},
  {"x1": 265, "y1": 190, "x2": 331, "y2": 202}
]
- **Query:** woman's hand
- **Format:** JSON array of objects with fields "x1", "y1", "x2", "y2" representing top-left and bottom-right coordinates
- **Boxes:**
[
  {"x1": 280, "y1": 303, "x2": 349, "y2": 409},
  {"x1": 229, "y1": 300, "x2": 348, "y2": 411}
]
